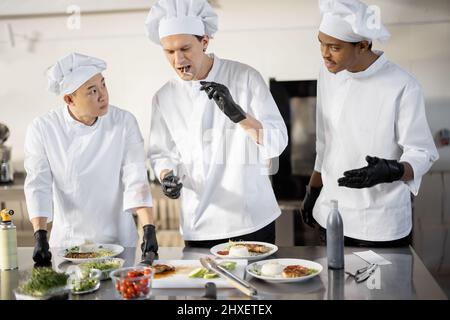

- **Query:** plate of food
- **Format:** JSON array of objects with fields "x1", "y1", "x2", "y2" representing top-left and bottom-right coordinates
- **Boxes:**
[
  {"x1": 67, "y1": 267, "x2": 101, "y2": 295},
  {"x1": 79, "y1": 258, "x2": 125, "y2": 280},
  {"x1": 210, "y1": 241, "x2": 278, "y2": 261},
  {"x1": 246, "y1": 258, "x2": 322, "y2": 283},
  {"x1": 57, "y1": 243, "x2": 124, "y2": 263},
  {"x1": 150, "y1": 259, "x2": 248, "y2": 288}
]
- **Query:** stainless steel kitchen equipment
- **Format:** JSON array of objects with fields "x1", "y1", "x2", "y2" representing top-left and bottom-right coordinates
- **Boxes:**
[
  {"x1": 0, "y1": 123, "x2": 13, "y2": 185},
  {"x1": 200, "y1": 256, "x2": 258, "y2": 298}
]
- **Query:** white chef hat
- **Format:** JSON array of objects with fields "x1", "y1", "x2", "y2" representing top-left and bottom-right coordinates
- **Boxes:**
[
  {"x1": 144, "y1": 0, "x2": 218, "y2": 45},
  {"x1": 47, "y1": 52, "x2": 107, "y2": 95},
  {"x1": 319, "y1": 0, "x2": 391, "y2": 43}
]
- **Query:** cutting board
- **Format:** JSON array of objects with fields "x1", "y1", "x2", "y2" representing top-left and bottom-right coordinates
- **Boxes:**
[{"x1": 151, "y1": 259, "x2": 248, "y2": 288}]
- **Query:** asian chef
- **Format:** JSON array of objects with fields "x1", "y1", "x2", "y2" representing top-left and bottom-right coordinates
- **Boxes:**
[{"x1": 24, "y1": 53, "x2": 158, "y2": 264}]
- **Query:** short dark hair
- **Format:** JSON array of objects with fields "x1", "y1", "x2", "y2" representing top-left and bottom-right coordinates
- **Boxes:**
[
  {"x1": 194, "y1": 35, "x2": 204, "y2": 41},
  {"x1": 352, "y1": 41, "x2": 372, "y2": 51}
]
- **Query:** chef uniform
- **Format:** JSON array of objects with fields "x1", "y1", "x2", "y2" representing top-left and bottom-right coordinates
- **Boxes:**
[
  {"x1": 24, "y1": 53, "x2": 153, "y2": 248},
  {"x1": 145, "y1": 0, "x2": 288, "y2": 242},
  {"x1": 313, "y1": 0, "x2": 439, "y2": 241}
]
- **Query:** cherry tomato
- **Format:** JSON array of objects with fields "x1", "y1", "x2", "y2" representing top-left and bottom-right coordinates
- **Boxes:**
[
  {"x1": 144, "y1": 268, "x2": 152, "y2": 275},
  {"x1": 140, "y1": 279, "x2": 148, "y2": 286},
  {"x1": 142, "y1": 287, "x2": 150, "y2": 295},
  {"x1": 127, "y1": 271, "x2": 137, "y2": 278},
  {"x1": 133, "y1": 283, "x2": 142, "y2": 292},
  {"x1": 115, "y1": 283, "x2": 121, "y2": 291},
  {"x1": 122, "y1": 292, "x2": 131, "y2": 299}
]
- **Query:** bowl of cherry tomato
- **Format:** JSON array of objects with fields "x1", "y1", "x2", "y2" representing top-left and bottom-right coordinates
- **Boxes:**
[{"x1": 110, "y1": 266, "x2": 153, "y2": 300}]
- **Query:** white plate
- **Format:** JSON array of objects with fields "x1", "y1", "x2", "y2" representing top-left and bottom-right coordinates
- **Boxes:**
[
  {"x1": 246, "y1": 258, "x2": 323, "y2": 283},
  {"x1": 57, "y1": 244, "x2": 124, "y2": 263},
  {"x1": 210, "y1": 241, "x2": 278, "y2": 261}
]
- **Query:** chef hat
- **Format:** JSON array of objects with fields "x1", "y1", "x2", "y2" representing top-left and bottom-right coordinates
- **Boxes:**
[
  {"x1": 47, "y1": 52, "x2": 107, "y2": 95},
  {"x1": 319, "y1": 0, "x2": 390, "y2": 43},
  {"x1": 144, "y1": 0, "x2": 218, "y2": 45}
]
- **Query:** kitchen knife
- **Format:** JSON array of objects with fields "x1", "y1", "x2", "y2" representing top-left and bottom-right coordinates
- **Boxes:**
[{"x1": 138, "y1": 251, "x2": 156, "y2": 267}]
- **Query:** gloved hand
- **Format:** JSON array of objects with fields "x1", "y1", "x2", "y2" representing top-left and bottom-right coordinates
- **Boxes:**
[
  {"x1": 161, "y1": 170, "x2": 183, "y2": 199},
  {"x1": 33, "y1": 230, "x2": 52, "y2": 265},
  {"x1": 338, "y1": 155, "x2": 405, "y2": 189},
  {"x1": 199, "y1": 81, "x2": 247, "y2": 123},
  {"x1": 300, "y1": 185, "x2": 322, "y2": 228},
  {"x1": 141, "y1": 224, "x2": 158, "y2": 259}
]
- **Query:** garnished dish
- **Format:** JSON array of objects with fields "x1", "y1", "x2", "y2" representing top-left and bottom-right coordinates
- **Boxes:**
[
  {"x1": 14, "y1": 267, "x2": 69, "y2": 300},
  {"x1": 150, "y1": 259, "x2": 248, "y2": 288},
  {"x1": 67, "y1": 268, "x2": 101, "y2": 295},
  {"x1": 211, "y1": 241, "x2": 278, "y2": 261},
  {"x1": 79, "y1": 258, "x2": 125, "y2": 280},
  {"x1": 57, "y1": 244, "x2": 124, "y2": 263},
  {"x1": 246, "y1": 258, "x2": 323, "y2": 283}
]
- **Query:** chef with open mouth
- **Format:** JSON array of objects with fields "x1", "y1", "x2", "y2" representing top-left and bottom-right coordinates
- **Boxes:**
[{"x1": 145, "y1": 0, "x2": 288, "y2": 248}]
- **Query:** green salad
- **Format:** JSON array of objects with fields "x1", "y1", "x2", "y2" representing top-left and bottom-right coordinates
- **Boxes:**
[
  {"x1": 68, "y1": 268, "x2": 100, "y2": 293},
  {"x1": 80, "y1": 260, "x2": 121, "y2": 271},
  {"x1": 18, "y1": 267, "x2": 69, "y2": 298},
  {"x1": 70, "y1": 277, "x2": 99, "y2": 293}
]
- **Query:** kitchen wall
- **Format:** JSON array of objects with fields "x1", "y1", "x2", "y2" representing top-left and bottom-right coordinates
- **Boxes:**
[
  {"x1": 1, "y1": 0, "x2": 449, "y2": 171},
  {"x1": 1, "y1": 0, "x2": 449, "y2": 287}
]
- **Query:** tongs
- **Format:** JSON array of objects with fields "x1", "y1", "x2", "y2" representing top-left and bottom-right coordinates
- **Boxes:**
[
  {"x1": 345, "y1": 263, "x2": 378, "y2": 283},
  {"x1": 200, "y1": 256, "x2": 258, "y2": 297}
]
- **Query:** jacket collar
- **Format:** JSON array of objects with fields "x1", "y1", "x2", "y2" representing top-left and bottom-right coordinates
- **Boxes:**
[
  {"x1": 341, "y1": 50, "x2": 387, "y2": 79},
  {"x1": 63, "y1": 105, "x2": 101, "y2": 131}
]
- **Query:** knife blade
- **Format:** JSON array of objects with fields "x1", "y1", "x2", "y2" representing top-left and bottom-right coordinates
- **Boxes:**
[{"x1": 138, "y1": 251, "x2": 156, "y2": 267}]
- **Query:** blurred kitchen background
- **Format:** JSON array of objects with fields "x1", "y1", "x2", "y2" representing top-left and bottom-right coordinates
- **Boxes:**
[{"x1": 0, "y1": 0, "x2": 449, "y2": 296}]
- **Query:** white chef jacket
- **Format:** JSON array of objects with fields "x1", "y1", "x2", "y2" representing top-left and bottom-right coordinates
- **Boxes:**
[
  {"x1": 149, "y1": 54, "x2": 288, "y2": 241},
  {"x1": 313, "y1": 51, "x2": 439, "y2": 241},
  {"x1": 24, "y1": 105, "x2": 153, "y2": 247}
]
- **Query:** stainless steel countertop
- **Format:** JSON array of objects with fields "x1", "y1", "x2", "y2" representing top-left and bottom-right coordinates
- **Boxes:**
[
  {"x1": 0, "y1": 173, "x2": 25, "y2": 202},
  {"x1": 0, "y1": 246, "x2": 447, "y2": 300}
]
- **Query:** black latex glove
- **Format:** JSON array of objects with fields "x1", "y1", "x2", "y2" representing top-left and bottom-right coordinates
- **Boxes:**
[
  {"x1": 338, "y1": 155, "x2": 405, "y2": 189},
  {"x1": 141, "y1": 224, "x2": 158, "y2": 259},
  {"x1": 162, "y1": 170, "x2": 183, "y2": 199},
  {"x1": 300, "y1": 185, "x2": 322, "y2": 228},
  {"x1": 33, "y1": 230, "x2": 52, "y2": 265},
  {"x1": 199, "y1": 81, "x2": 247, "y2": 123}
]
